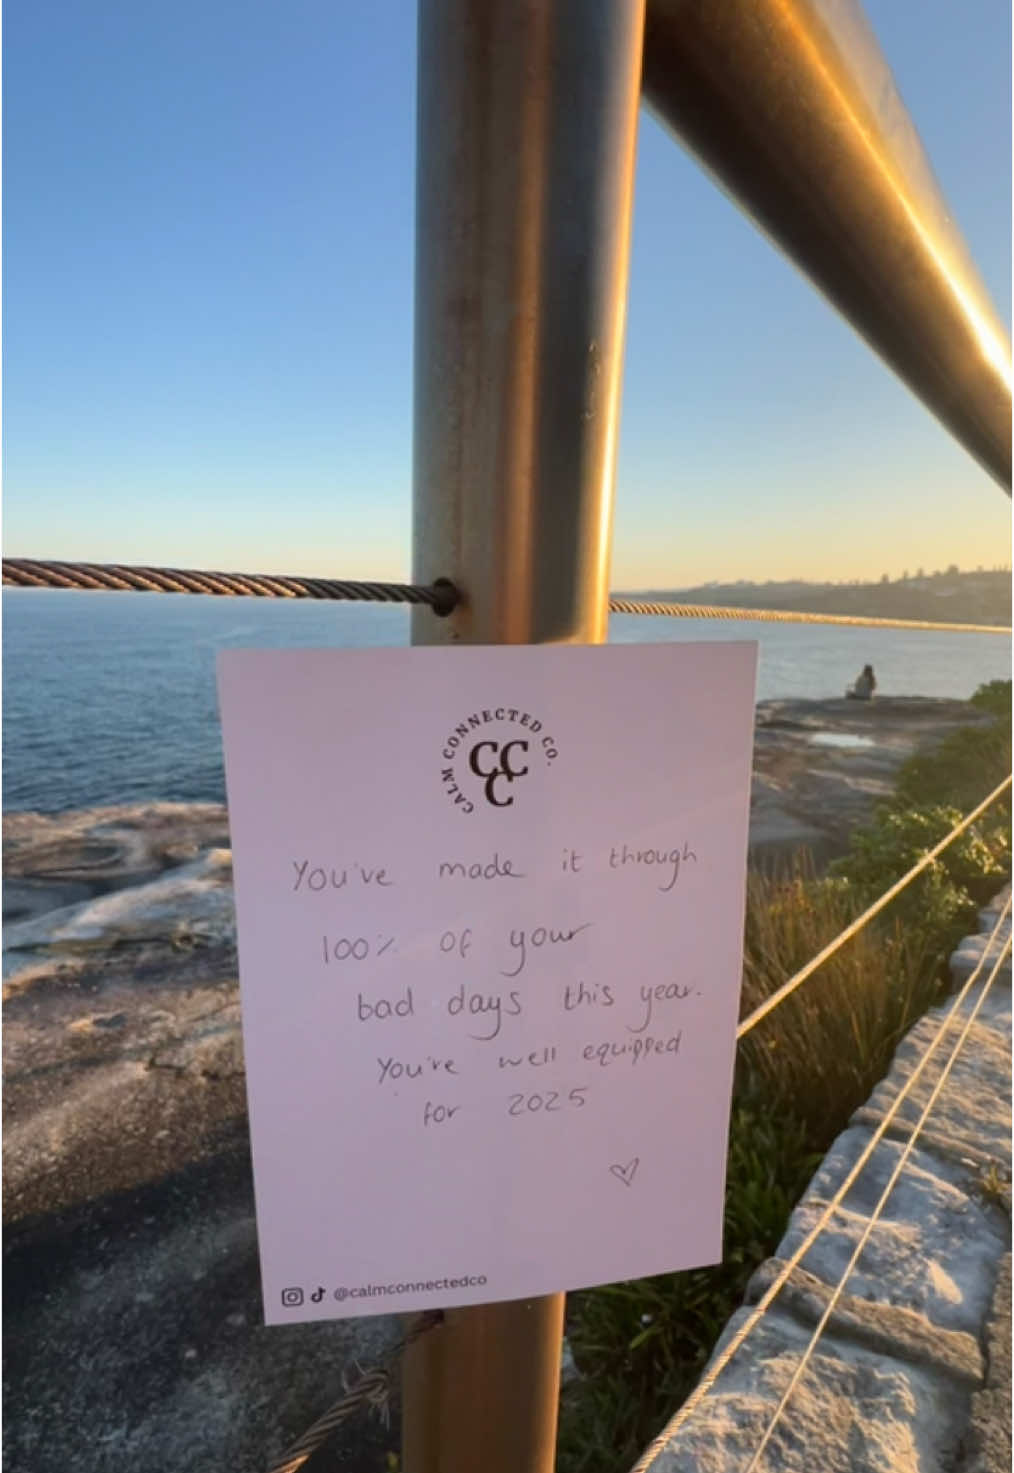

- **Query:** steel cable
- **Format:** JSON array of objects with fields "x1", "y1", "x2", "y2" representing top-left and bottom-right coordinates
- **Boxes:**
[
  {"x1": 607, "y1": 594, "x2": 1010, "y2": 635},
  {"x1": 4, "y1": 559, "x2": 1010, "y2": 634},
  {"x1": 268, "y1": 1311, "x2": 443, "y2": 1473},
  {"x1": 1, "y1": 558, "x2": 460, "y2": 614}
]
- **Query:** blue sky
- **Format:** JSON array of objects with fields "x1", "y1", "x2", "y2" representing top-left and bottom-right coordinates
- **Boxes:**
[{"x1": 5, "y1": 0, "x2": 1011, "y2": 588}]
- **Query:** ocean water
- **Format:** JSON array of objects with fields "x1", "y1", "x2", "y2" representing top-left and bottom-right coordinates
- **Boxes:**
[{"x1": 3, "y1": 589, "x2": 1010, "y2": 814}]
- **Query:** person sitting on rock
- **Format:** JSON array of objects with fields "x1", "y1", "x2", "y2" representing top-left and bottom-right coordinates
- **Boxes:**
[{"x1": 846, "y1": 664, "x2": 876, "y2": 700}]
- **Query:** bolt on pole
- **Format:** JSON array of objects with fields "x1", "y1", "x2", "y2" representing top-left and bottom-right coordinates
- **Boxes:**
[{"x1": 406, "y1": 0, "x2": 645, "y2": 1467}]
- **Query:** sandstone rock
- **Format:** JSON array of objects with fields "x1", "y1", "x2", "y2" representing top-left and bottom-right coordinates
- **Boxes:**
[
  {"x1": 950, "y1": 930, "x2": 1012, "y2": 990},
  {"x1": 763, "y1": 1127, "x2": 1008, "y2": 1339},
  {"x1": 4, "y1": 848, "x2": 236, "y2": 974},
  {"x1": 746, "y1": 1260, "x2": 982, "y2": 1384},
  {"x1": 959, "y1": 1255, "x2": 1012, "y2": 1473},
  {"x1": 852, "y1": 1006, "x2": 1012, "y2": 1179},
  {"x1": 979, "y1": 886, "x2": 1012, "y2": 931},
  {"x1": 639, "y1": 1304, "x2": 972, "y2": 1473},
  {"x1": 747, "y1": 696, "x2": 995, "y2": 866}
]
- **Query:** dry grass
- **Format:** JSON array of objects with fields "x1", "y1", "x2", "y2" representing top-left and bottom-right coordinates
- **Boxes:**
[{"x1": 738, "y1": 861, "x2": 950, "y2": 1138}]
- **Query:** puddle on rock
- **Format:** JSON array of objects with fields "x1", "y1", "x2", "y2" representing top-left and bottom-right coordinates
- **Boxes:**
[{"x1": 808, "y1": 731, "x2": 877, "y2": 750}]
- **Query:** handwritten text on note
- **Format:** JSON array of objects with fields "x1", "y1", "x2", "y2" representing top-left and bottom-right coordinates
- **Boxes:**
[{"x1": 218, "y1": 642, "x2": 757, "y2": 1323}]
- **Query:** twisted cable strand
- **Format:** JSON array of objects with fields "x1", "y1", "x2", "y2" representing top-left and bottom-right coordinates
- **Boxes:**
[
  {"x1": 1, "y1": 559, "x2": 457, "y2": 612},
  {"x1": 268, "y1": 1311, "x2": 443, "y2": 1473},
  {"x1": 4, "y1": 560, "x2": 1010, "y2": 632},
  {"x1": 270, "y1": 1371, "x2": 392, "y2": 1473},
  {"x1": 608, "y1": 595, "x2": 1011, "y2": 634}
]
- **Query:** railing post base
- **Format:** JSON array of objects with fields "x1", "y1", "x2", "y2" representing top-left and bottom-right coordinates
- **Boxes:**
[{"x1": 402, "y1": 1296, "x2": 567, "y2": 1473}]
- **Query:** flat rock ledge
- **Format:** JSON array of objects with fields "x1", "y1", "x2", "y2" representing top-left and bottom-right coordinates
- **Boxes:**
[
  {"x1": 636, "y1": 888, "x2": 1012, "y2": 1473},
  {"x1": 748, "y1": 696, "x2": 996, "y2": 867}
]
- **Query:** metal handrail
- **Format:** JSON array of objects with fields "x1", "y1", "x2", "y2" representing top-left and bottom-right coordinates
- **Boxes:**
[{"x1": 642, "y1": 0, "x2": 1012, "y2": 491}]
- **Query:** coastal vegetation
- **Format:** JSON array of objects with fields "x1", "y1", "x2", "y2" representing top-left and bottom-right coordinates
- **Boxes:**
[
  {"x1": 557, "y1": 681, "x2": 1012, "y2": 1472},
  {"x1": 627, "y1": 566, "x2": 1012, "y2": 628}
]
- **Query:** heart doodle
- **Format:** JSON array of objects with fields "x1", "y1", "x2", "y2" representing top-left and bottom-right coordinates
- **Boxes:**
[{"x1": 610, "y1": 1157, "x2": 639, "y2": 1187}]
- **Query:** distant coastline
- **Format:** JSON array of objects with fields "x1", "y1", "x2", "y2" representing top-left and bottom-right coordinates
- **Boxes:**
[{"x1": 621, "y1": 567, "x2": 1012, "y2": 627}]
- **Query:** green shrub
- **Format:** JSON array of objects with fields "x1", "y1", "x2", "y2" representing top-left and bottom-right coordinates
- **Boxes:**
[
  {"x1": 893, "y1": 726, "x2": 1011, "y2": 816},
  {"x1": 970, "y1": 678, "x2": 1013, "y2": 721},
  {"x1": 830, "y1": 803, "x2": 1009, "y2": 914},
  {"x1": 893, "y1": 680, "x2": 1010, "y2": 817}
]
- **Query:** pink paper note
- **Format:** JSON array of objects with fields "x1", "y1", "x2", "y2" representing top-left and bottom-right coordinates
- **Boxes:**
[{"x1": 217, "y1": 641, "x2": 757, "y2": 1323}]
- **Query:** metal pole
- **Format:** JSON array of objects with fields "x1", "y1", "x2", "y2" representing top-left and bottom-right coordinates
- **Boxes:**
[
  {"x1": 411, "y1": 0, "x2": 645, "y2": 650},
  {"x1": 406, "y1": 0, "x2": 645, "y2": 1467}
]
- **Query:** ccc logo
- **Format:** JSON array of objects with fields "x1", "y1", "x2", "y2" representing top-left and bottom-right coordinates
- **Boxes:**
[{"x1": 469, "y1": 740, "x2": 530, "y2": 807}]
